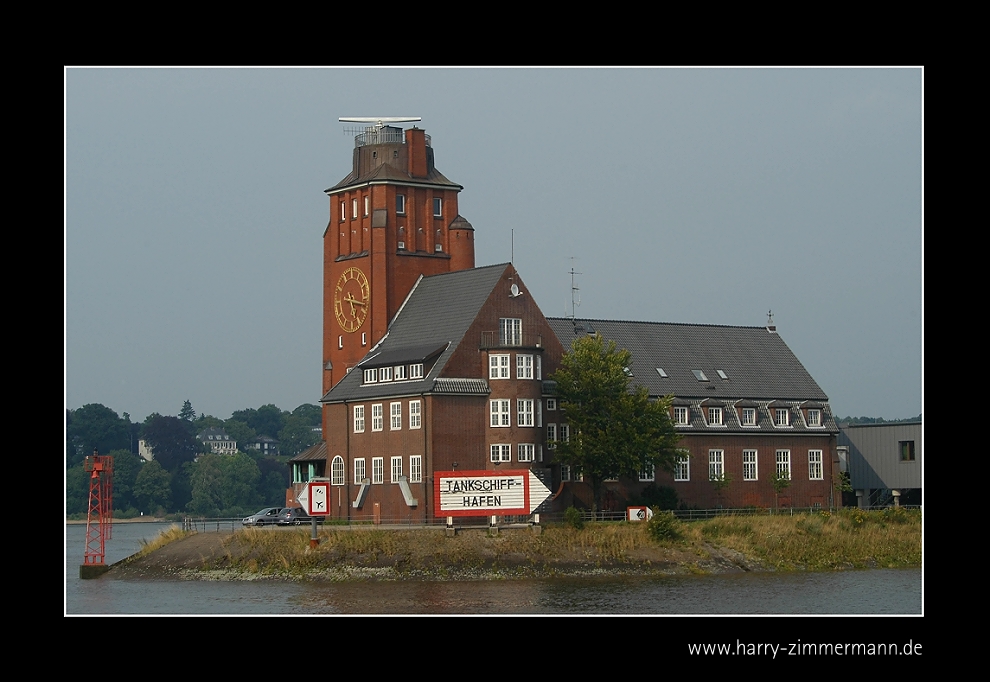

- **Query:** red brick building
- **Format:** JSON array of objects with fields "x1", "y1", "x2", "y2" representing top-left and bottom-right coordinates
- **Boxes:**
[
  {"x1": 546, "y1": 318, "x2": 840, "y2": 511},
  {"x1": 290, "y1": 122, "x2": 840, "y2": 519},
  {"x1": 301, "y1": 263, "x2": 563, "y2": 522}
]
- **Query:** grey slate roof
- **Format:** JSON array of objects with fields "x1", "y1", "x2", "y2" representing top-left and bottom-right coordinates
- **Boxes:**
[
  {"x1": 547, "y1": 317, "x2": 836, "y2": 435},
  {"x1": 547, "y1": 317, "x2": 829, "y2": 401},
  {"x1": 327, "y1": 162, "x2": 462, "y2": 194},
  {"x1": 321, "y1": 263, "x2": 511, "y2": 404}
]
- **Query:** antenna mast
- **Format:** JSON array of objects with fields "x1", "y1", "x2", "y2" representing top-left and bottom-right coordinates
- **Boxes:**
[{"x1": 569, "y1": 258, "x2": 582, "y2": 321}]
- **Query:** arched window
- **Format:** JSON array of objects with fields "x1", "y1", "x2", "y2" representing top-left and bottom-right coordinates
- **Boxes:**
[{"x1": 331, "y1": 456, "x2": 345, "y2": 486}]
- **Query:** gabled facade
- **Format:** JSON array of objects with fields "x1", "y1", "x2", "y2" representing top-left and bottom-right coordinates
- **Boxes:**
[
  {"x1": 547, "y1": 318, "x2": 840, "y2": 511},
  {"x1": 311, "y1": 263, "x2": 565, "y2": 523},
  {"x1": 196, "y1": 427, "x2": 237, "y2": 455}
]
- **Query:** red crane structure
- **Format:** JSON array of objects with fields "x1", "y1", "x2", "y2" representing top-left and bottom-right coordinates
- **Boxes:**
[{"x1": 80, "y1": 450, "x2": 114, "y2": 578}]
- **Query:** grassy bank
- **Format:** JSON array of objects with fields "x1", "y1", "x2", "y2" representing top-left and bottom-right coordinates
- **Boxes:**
[{"x1": 133, "y1": 508, "x2": 919, "y2": 580}]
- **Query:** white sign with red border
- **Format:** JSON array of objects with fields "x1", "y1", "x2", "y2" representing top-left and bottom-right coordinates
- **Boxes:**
[
  {"x1": 308, "y1": 481, "x2": 330, "y2": 516},
  {"x1": 434, "y1": 470, "x2": 551, "y2": 517},
  {"x1": 627, "y1": 506, "x2": 654, "y2": 522}
]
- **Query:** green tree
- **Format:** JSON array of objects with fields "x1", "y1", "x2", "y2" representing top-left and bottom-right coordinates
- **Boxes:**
[
  {"x1": 710, "y1": 471, "x2": 733, "y2": 509},
  {"x1": 179, "y1": 400, "x2": 196, "y2": 422},
  {"x1": 550, "y1": 335, "x2": 682, "y2": 513},
  {"x1": 142, "y1": 414, "x2": 199, "y2": 472},
  {"x1": 278, "y1": 416, "x2": 321, "y2": 457},
  {"x1": 771, "y1": 470, "x2": 791, "y2": 511},
  {"x1": 107, "y1": 448, "x2": 143, "y2": 512},
  {"x1": 66, "y1": 404, "x2": 130, "y2": 467},
  {"x1": 133, "y1": 460, "x2": 172, "y2": 514},
  {"x1": 187, "y1": 454, "x2": 224, "y2": 516}
]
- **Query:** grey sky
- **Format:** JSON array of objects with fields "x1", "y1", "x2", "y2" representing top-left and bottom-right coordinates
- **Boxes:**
[{"x1": 65, "y1": 68, "x2": 922, "y2": 422}]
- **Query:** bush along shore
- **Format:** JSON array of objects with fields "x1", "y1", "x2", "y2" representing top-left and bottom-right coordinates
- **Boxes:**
[{"x1": 109, "y1": 508, "x2": 921, "y2": 582}]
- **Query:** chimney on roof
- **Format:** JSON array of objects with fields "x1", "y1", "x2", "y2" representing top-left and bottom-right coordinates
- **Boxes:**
[{"x1": 406, "y1": 127, "x2": 428, "y2": 178}]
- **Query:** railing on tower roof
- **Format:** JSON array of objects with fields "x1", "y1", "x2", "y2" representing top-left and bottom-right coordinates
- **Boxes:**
[{"x1": 344, "y1": 125, "x2": 431, "y2": 149}]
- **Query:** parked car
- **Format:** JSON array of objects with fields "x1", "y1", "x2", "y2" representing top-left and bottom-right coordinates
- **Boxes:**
[
  {"x1": 278, "y1": 507, "x2": 313, "y2": 526},
  {"x1": 242, "y1": 507, "x2": 284, "y2": 526}
]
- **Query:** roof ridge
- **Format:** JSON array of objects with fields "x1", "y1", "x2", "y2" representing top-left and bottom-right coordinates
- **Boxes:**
[{"x1": 547, "y1": 316, "x2": 768, "y2": 331}]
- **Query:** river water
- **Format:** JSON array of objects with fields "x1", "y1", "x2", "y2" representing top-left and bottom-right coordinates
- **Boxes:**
[{"x1": 65, "y1": 522, "x2": 922, "y2": 615}]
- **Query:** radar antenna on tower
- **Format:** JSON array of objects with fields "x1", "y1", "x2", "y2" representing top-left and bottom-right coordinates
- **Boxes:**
[{"x1": 339, "y1": 116, "x2": 422, "y2": 129}]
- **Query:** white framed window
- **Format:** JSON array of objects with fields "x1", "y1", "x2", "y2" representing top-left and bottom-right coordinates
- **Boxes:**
[
  {"x1": 742, "y1": 407, "x2": 757, "y2": 426},
  {"x1": 340, "y1": 200, "x2": 346, "y2": 221},
  {"x1": 372, "y1": 404, "x2": 383, "y2": 431},
  {"x1": 380, "y1": 366, "x2": 393, "y2": 382},
  {"x1": 518, "y1": 444, "x2": 535, "y2": 462},
  {"x1": 559, "y1": 424, "x2": 570, "y2": 442},
  {"x1": 517, "y1": 354, "x2": 534, "y2": 379},
  {"x1": 547, "y1": 398, "x2": 556, "y2": 411},
  {"x1": 708, "y1": 407, "x2": 723, "y2": 426},
  {"x1": 394, "y1": 365, "x2": 406, "y2": 381},
  {"x1": 433, "y1": 197, "x2": 442, "y2": 217},
  {"x1": 743, "y1": 450, "x2": 758, "y2": 481},
  {"x1": 490, "y1": 400, "x2": 510, "y2": 427},
  {"x1": 675, "y1": 455, "x2": 690, "y2": 481},
  {"x1": 390, "y1": 402, "x2": 402, "y2": 430},
  {"x1": 363, "y1": 195, "x2": 369, "y2": 217},
  {"x1": 353, "y1": 405, "x2": 365, "y2": 433},
  {"x1": 674, "y1": 406, "x2": 689, "y2": 425},
  {"x1": 410, "y1": 363, "x2": 424, "y2": 379},
  {"x1": 547, "y1": 423, "x2": 557, "y2": 447},
  {"x1": 332, "y1": 456, "x2": 345, "y2": 486},
  {"x1": 560, "y1": 465, "x2": 571, "y2": 482},
  {"x1": 363, "y1": 368, "x2": 378, "y2": 384},
  {"x1": 338, "y1": 335, "x2": 343, "y2": 349},
  {"x1": 409, "y1": 400, "x2": 421, "y2": 429},
  {"x1": 807, "y1": 409, "x2": 821, "y2": 427},
  {"x1": 362, "y1": 332, "x2": 367, "y2": 346},
  {"x1": 352, "y1": 198, "x2": 358, "y2": 219},
  {"x1": 639, "y1": 464, "x2": 655, "y2": 482},
  {"x1": 709, "y1": 449, "x2": 724, "y2": 481},
  {"x1": 775, "y1": 408, "x2": 790, "y2": 427},
  {"x1": 396, "y1": 194, "x2": 406, "y2": 215},
  {"x1": 808, "y1": 450, "x2": 823, "y2": 480},
  {"x1": 536, "y1": 355, "x2": 542, "y2": 380},
  {"x1": 489, "y1": 354, "x2": 510, "y2": 379},
  {"x1": 391, "y1": 456, "x2": 403, "y2": 483},
  {"x1": 500, "y1": 318, "x2": 522, "y2": 346},
  {"x1": 517, "y1": 399, "x2": 534, "y2": 427},
  {"x1": 354, "y1": 458, "x2": 366, "y2": 485},
  {"x1": 490, "y1": 444, "x2": 510, "y2": 462},
  {"x1": 776, "y1": 450, "x2": 791, "y2": 480},
  {"x1": 372, "y1": 456, "x2": 384, "y2": 484},
  {"x1": 410, "y1": 455, "x2": 422, "y2": 483}
]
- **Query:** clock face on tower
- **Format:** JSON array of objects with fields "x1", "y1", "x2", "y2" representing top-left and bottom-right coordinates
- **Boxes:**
[{"x1": 333, "y1": 266, "x2": 370, "y2": 333}]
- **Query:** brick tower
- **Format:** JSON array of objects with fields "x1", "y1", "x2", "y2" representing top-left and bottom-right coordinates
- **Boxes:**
[{"x1": 322, "y1": 119, "x2": 476, "y2": 397}]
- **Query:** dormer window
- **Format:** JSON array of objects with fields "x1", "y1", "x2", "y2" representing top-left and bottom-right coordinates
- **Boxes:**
[
  {"x1": 708, "y1": 407, "x2": 723, "y2": 426},
  {"x1": 363, "y1": 368, "x2": 378, "y2": 384},
  {"x1": 394, "y1": 365, "x2": 406, "y2": 381},
  {"x1": 807, "y1": 409, "x2": 821, "y2": 427},
  {"x1": 410, "y1": 363, "x2": 424, "y2": 379},
  {"x1": 380, "y1": 366, "x2": 393, "y2": 382},
  {"x1": 742, "y1": 407, "x2": 757, "y2": 426},
  {"x1": 674, "y1": 406, "x2": 689, "y2": 425},
  {"x1": 774, "y1": 408, "x2": 790, "y2": 427}
]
